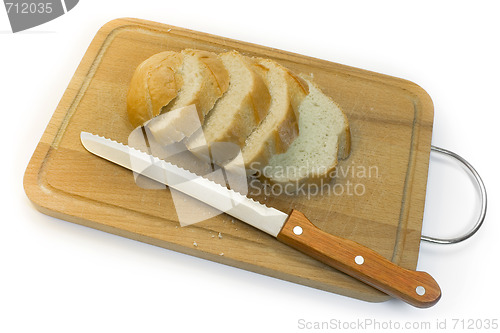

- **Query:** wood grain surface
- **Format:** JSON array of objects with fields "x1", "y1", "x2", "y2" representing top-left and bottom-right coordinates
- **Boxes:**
[{"x1": 23, "y1": 18, "x2": 434, "y2": 303}]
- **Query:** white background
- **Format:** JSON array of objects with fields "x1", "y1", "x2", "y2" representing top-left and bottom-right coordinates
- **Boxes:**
[{"x1": 2, "y1": 1, "x2": 499, "y2": 332}]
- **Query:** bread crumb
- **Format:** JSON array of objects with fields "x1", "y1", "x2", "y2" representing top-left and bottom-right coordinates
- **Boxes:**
[
  {"x1": 193, "y1": 241, "x2": 198, "y2": 247},
  {"x1": 218, "y1": 232, "x2": 223, "y2": 239},
  {"x1": 211, "y1": 235, "x2": 215, "y2": 238},
  {"x1": 219, "y1": 252, "x2": 224, "y2": 256}
]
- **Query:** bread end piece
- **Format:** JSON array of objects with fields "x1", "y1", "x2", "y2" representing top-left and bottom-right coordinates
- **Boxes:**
[{"x1": 126, "y1": 51, "x2": 184, "y2": 128}]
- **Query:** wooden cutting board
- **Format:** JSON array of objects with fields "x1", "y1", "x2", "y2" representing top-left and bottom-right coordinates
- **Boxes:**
[{"x1": 23, "y1": 18, "x2": 434, "y2": 303}]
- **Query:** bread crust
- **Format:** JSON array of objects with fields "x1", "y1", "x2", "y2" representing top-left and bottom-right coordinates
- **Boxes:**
[
  {"x1": 126, "y1": 51, "x2": 183, "y2": 128},
  {"x1": 166, "y1": 49, "x2": 229, "y2": 120},
  {"x1": 191, "y1": 50, "x2": 230, "y2": 98},
  {"x1": 235, "y1": 58, "x2": 308, "y2": 172},
  {"x1": 192, "y1": 51, "x2": 271, "y2": 151}
]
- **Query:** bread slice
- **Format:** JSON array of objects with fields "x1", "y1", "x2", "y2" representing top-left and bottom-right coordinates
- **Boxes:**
[
  {"x1": 226, "y1": 58, "x2": 308, "y2": 173},
  {"x1": 186, "y1": 51, "x2": 271, "y2": 163},
  {"x1": 164, "y1": 49, "x2": 230, "y2": 121},
  {"x1": 262, "y1": 77, "x2": 351, "y2": 188},
  {"x1": 126, "y1": 51, "x2": 184, "y2": 128}
]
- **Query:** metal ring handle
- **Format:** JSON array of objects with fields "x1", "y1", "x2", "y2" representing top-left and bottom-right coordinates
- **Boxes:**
[{"x1": 421, "y1": 145, "x2": 487, "y2": 244}]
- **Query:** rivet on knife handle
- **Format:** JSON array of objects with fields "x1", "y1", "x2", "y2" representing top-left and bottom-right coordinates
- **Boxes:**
[{"x1": 277, "y1": 210, "x2": 442, "y2": 308}]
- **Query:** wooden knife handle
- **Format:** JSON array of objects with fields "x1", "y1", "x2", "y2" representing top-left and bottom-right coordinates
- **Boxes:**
[{"x1": 277, "y1": 210, "x2": 441, "y2": 308}]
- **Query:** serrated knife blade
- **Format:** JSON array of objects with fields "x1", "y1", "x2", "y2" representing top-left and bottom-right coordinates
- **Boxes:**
[
  {"x1": 80, "y1": 131, "x2": 287, "y2": 236},
  {"x1": 80, "y1": 131, "x2": 441, "y2": 308}
]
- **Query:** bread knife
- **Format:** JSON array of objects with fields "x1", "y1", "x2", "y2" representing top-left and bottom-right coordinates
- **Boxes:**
[{"x1": 80, "y1": 131, "x2": 441, "y2": 308}]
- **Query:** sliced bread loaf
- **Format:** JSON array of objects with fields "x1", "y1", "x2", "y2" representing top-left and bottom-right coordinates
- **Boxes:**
[
  {"x1": 186, "y1": 51, "x2": 271, "y2": 163},
  {"x1": 226, "y1": 58, "x2": 308, "y2": 173},
  {"x1": 126, "y1": 51, "x2": 184, "y2": 128},
  {"x1": 262, "y1": 77, "x2": 351, "y2": 188},
  {"x1": 126, "y1": 49, "x2": 351, "y2": 190}
]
